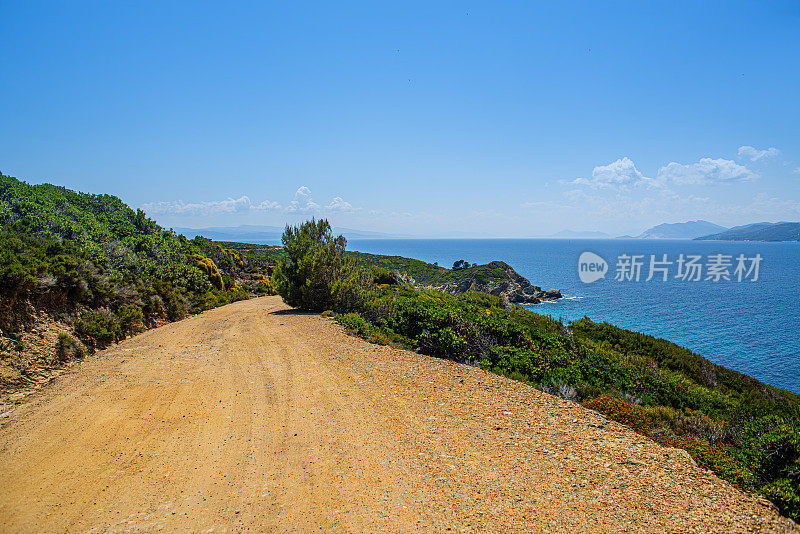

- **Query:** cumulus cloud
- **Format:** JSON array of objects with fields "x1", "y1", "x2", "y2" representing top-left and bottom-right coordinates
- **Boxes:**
[
  {"x1": 286, "y1": 186, "x2": 320, "y2": 213},
  {"x1": 326, "y1": 196, "x2": 354, "y2": 212},
  {"x1": 142, "y1": 195, "x2": 281, "y2": 216},
  {"x1": 254, "y1": 200, "x2": 281, "y2": 210},
  {"x1": 143, "y1": 186, "x2": 368, "y2": 219},
  {"x1": 573, "y1": 157, "x2": 649, "y2": 189},
  {"x1": 738, "y1": 145, "x2": 781, "y2": 162},
  {"x1": 570, "y1": 151, "x2": 763, "y2": 191},
  {"x1": 656, "y1": 158, "x2": 758, "y2": 185}
]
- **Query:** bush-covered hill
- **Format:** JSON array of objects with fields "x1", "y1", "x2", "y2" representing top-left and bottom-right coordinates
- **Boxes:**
[{"x1": 0, "y1": 172, "x2": 273, "y2": 390}]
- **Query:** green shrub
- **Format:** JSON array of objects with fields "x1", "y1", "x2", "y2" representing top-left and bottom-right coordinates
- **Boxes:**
[
  {"x1": 271, "y1": 219, "x2": 360, "y2": 311},
  {"x1": 761, "y1": 479, "x2": 800, "y2": 520},
  {"x1": 75, "y1": 309, "x2": 122, "y2": 351},
  {"x1": 56, "y1": 333, "x2": 84, "y2": 361},
  {"x1": 336, "y1": 312, "x2": 374, "y2": 337},
  {"x1": 370, "y1": 266, "x2": 400, "y2": 285},
  {"x1": 117, "y1": 304, "x2": 144, "y2": 336},
  {"x1": 733, "y1": 415, "x2": 800, "y2": 518}
]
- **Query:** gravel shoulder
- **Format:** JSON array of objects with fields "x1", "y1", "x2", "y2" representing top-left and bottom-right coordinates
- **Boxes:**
[{"x1": 0, "y1": 296, "x2": 795, "y2": 532}]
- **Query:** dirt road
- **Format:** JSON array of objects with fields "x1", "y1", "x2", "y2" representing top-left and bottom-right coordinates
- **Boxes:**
[{"x1": 0, "y1": 296, "x2": 795, "y2": 532}]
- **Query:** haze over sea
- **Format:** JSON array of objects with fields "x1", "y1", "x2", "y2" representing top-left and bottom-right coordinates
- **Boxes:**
[{"x1": 346, "y1": 239, "x2": 800, "y2": 394}]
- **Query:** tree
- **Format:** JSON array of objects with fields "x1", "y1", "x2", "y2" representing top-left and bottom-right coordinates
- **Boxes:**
[
  {"x1": 271, "y1": 219, "x2": 356, "y2": 310},
  {"x1": 452, "y1": 259, "x2": 470, "y2": 271}
]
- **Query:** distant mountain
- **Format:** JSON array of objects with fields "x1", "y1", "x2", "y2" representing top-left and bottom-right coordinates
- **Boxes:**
[
  {"x1": 695, "y1": 222, "x2": 800, "y2": 242},
  {"x1": 549, "y1": 229, "x2": 612, "y2": 239},
  {"x1": 632, "y1": 220, "x2": 728, "y2": 239},
  {"x1": 173, "y1": 225, "x2": 400, "y2": 244}
]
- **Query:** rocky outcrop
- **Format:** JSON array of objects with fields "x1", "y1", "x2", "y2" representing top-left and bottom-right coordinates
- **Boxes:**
[{"x1": 427, "y1": 261, "x2": 561, "y2": 304}]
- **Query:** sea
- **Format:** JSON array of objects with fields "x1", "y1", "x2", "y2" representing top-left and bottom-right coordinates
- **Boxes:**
[{"x1": 345, "y1": 238, "x2": 800, "y2": 394}]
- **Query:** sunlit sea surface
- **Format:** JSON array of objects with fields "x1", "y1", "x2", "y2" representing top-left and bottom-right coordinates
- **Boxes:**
[{"x1": 345, "y1": 239, "x2": 800, "y2": 394}]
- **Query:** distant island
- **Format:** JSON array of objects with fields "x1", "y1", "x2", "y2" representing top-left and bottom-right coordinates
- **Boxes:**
[
  {"x1": 623, "y1": 220, "x2": 728, "y2": 240},
  {"x1": 695, "y1": 222, "x2": 800, "y2": 242},
  {"x1": 614, "y1": 220, "x2": 800, "y2": 242}
]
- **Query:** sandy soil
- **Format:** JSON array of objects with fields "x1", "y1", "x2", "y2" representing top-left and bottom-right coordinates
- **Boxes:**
[{"x1": 0, "y1": 296, "x2": 795, "y2": 533}]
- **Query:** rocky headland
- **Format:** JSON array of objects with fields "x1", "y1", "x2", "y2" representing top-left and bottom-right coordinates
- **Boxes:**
[{"x1": 425, "y1": 261, "x2": 562, "y2": 304}]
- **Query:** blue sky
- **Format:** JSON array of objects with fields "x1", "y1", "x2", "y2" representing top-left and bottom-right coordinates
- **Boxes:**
[{"x1": 1, "y1": 1, "x2": 798, "y2": 237}]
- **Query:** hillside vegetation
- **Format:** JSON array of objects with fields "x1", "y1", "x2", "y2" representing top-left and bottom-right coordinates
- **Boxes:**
[
  {"x1": 0, "y1": 173, "x2": 273, "y2": 389},
  {"x1": 274, "y1": 219, "x2": 800, "y2": 520}
]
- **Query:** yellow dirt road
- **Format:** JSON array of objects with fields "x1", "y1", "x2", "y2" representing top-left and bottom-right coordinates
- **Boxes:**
[{"x1": 0, "y1": 296, "x2": 795, "y2": 532}]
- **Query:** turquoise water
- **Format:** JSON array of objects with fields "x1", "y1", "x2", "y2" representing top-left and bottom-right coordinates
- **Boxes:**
[{"x1": 348, "y1": 239, "x2": 800, "y2": 394}]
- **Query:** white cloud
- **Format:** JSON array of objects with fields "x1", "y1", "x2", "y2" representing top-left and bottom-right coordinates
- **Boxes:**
[
  {"x1": 143, "y1": 186, "x2": 369, "y2": 218},
  {"x1": 326, "y1": 196, "x2": 354, "y2": 212},
  {"x1": 571, "y1": 151, "x2": 762, "y2": 191},
  {"x1": 254, "y1": 200, "x2": 281, "y2": 210},
  {"x1": 792, "y1": 167, "x2": 800, "y2": 175},
  {"x1": 142, "y1": 195, "x2": 281, "y2": 216},
  {"x1": 656, "y1": 158, "x2": 758, "y2": 185},
  {"x1": 286, "y1": 186, "x2": 320, "y2": 213},
  {"x1": 573, "y1": 157, "x2": 649, "y2": 189},
  {"x1": 738, "y1": 145, "x2": 781, "y2": 162}
]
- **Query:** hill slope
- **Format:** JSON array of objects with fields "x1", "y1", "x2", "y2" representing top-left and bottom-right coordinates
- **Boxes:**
[
  {"x1": 0, "y1": 172, "x2": 260, "y2": 393},
  {"x1": 696, "y1": 222, "x2": 800, "y2": 242},
  {"x1": 0, "y1": 296, "x2": 793, "y2": 532},
  {"x1": 633, "y1": 220, "x2": 728, "y2": 239}
]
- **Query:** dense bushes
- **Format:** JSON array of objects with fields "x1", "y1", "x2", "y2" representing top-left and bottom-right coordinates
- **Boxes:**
[
  {"x1": 571, "y1": 318, "x2": 798, "y2": 420},
  {"x1": 0, "y1": 172, "x2": 256, "y2": 352},
  {"x1": 733, "y1": 415, "x2": 800, "y2": 517},
  {"x1": 75, "y1": 309, "x2": 123, "y2": 350}
]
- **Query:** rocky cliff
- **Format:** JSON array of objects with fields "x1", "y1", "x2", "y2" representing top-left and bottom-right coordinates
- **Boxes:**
[{"x1": 425, "y1": 261, "x2": 561, "y2": 304}]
